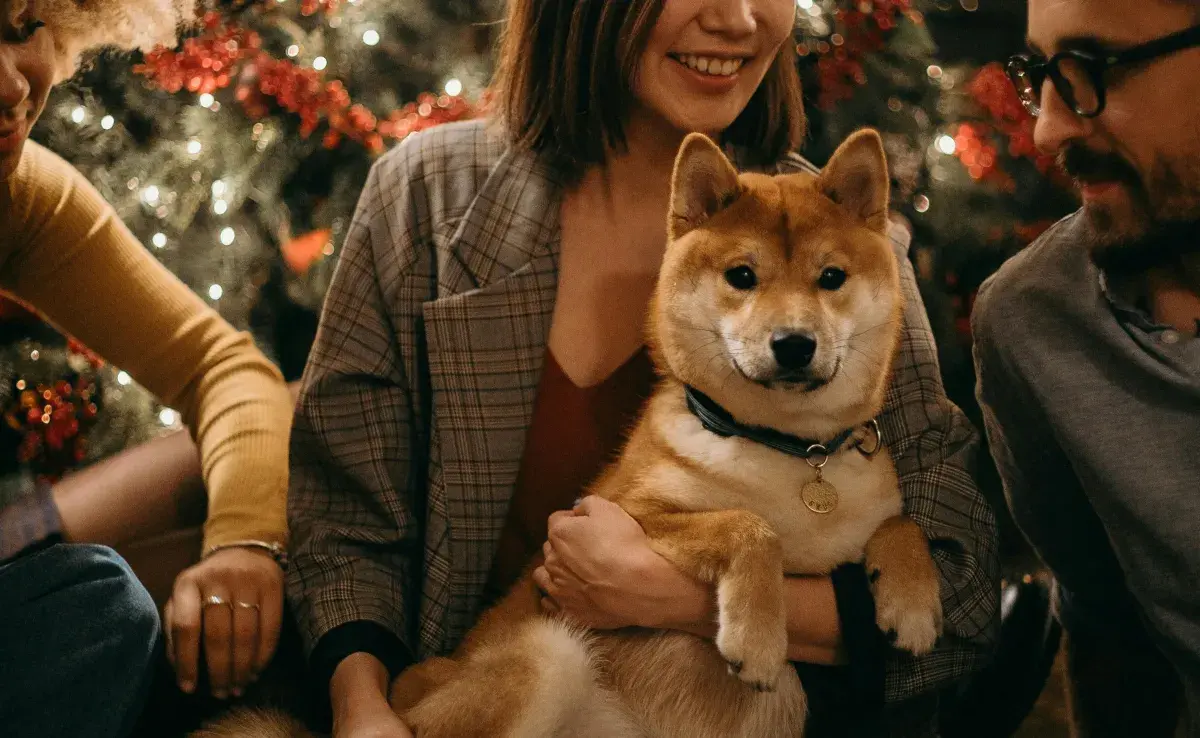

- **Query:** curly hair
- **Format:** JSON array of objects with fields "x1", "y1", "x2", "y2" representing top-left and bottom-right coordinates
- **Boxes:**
[{"x1": 3, "y1": 0, "x2": 195, "y2": 81}]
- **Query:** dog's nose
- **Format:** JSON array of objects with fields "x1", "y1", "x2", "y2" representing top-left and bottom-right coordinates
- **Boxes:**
[{"x1": 771, "y1": 332, "x2": 817, "y2": 372}]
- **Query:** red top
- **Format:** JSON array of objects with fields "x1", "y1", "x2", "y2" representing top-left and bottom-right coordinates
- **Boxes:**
[{"x1": 483, "y1": 347, "x2": 657, "y2": 601}]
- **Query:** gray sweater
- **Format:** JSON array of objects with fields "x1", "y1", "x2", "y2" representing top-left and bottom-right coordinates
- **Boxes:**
[{"x1": 973, "y1": 211, "x2": 1200, "y2": 732}]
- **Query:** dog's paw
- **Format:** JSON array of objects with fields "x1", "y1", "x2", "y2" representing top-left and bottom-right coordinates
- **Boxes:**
[
  {"x1": 870, "y1": 565, "x2": 942, "y2": 656},
  {"x1": 715, "y1": 612, "x2": 787, "y2": 692}
]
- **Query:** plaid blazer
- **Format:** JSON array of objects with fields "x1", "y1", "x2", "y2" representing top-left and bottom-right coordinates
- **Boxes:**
[{"x1": 286, "y1": 119, "x2": 999, "y2": 713}]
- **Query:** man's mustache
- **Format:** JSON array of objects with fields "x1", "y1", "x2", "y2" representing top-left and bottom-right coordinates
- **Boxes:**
[{"x1": 1059, "y1": 145, "x2": 1140, "y2": 186}]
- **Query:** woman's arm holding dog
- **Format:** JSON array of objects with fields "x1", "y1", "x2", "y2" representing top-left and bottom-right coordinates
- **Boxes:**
[
  {"x1": 534, "y1": 496, "x2": 845, "y2": 665},
  {"x1": 665, "y1": 574, "x2": 846, "y2": 666}
]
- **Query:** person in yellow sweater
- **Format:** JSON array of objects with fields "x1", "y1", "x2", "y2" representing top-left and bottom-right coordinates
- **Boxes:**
[{"x1": 0, "y1": 1, "x2": 294, "y2": 734}]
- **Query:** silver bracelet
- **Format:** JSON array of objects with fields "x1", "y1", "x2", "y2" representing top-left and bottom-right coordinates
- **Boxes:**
[{"x1": 204, "y1": 539, "x2": 287, "y2": 567}]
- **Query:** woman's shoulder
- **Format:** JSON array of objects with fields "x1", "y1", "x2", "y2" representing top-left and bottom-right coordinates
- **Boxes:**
[
  {"x1": 367, "y1": 118, "x2": 508, "y2": 218},
  {"x1": 3, "y1": 141, "x2": 114, "y2": 245}
]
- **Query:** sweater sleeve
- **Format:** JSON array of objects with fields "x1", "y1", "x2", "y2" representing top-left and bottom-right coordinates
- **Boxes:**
[{"x1": 0, "y1": 141, "x2": 293, "y2": 551}]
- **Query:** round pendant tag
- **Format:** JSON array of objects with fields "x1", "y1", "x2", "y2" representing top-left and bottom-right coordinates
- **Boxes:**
[{"x1": 802, "y1": 480, "x2": 838, "y2": 514}]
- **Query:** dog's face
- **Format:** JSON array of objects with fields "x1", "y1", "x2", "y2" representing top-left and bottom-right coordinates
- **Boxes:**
[{"x1": 652, "y1": 130, "x2": 901, "y2": 432}]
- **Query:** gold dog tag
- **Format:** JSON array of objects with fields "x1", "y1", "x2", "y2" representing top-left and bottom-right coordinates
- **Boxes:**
[
  {"x1": 802, "y1": 478, "x2": 838, "y2": 514},
  {"x1": 802, "y1": 445, "x2": 838, "y2": 514}
]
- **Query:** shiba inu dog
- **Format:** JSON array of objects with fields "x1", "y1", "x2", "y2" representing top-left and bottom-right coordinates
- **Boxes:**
[{"x1": 198, "y1": 128, "x2": 942, "y2": 738}]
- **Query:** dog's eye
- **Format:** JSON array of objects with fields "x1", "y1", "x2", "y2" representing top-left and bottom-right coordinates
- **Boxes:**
[
  {"x1": 818, "y1": 267, "x2": 847, "y2": 291},
  {"x1": 724, "y1": 265, "x2": 757, "y2": 290}
]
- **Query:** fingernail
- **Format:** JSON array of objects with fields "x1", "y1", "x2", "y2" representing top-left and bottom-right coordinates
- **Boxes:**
[
  {"x1": 232, "y1": 687, "x2": 243, "y2": 698},
  {"x1": 180, "y1": 681, "x2": 194, "y2": 694}
]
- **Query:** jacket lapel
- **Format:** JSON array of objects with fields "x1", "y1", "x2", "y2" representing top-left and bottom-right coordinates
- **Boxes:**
[{"x1": 421, "y1": 145, "x2": 563, "y2": 652}]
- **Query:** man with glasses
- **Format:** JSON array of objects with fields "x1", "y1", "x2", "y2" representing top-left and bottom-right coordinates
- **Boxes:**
[{"x1": 971, "y1": 0, "x2": 1200, "y2": 733}]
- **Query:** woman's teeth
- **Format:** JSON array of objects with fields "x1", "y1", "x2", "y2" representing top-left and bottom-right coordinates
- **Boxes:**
[{"x1": 674, "y1": 54, "x2": 744, "y2": 77}]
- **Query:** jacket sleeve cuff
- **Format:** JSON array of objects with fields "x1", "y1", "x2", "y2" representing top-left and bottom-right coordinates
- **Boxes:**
[
  {"x1": 792, "y1": 564, "x2": 888, "y2": 733},
  {"x1": 309, "y1": 620, "x2": 415, "y2": 695},
  {"x1": 831, "y1": 562, "x2": 888, "y2": 710}
]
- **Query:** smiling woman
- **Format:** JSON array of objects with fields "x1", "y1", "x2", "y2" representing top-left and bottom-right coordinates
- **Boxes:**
[
  {"x1": 281, "y1": 1, "x2": 999, "y2": 737},
  {"x1": 492, "y1": 0, "x2": 805, "y2": 179}
]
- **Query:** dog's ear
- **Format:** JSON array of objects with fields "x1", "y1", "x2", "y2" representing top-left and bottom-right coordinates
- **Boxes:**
[
  {"x1": 818, "y1": 129, "x2": 890, "y2": 233},
  {"x1": 668, "y1": 133, "x2": 742, "y2": 241}
]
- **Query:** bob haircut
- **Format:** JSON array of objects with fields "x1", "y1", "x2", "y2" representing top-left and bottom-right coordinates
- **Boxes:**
[{"x1": 491, "y1": 0, "x2": 806, "y2": 179}]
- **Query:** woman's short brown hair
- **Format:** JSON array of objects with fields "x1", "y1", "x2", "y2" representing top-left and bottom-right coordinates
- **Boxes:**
[{"x1": 492, "y1": 0, "x2": 806, "y2": 179}]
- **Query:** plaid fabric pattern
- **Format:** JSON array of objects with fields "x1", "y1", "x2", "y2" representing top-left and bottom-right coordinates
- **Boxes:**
[{"x1": 286, "y1": 120, "x2": 999, "y2": 709}]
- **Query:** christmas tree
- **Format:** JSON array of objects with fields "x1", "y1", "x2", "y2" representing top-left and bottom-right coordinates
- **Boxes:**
[
  {"x1": 2, "y1": 0, "x2": 494, "y2": 495},
  {"x1": 2, "y1": 0, "x2": 1077, "y2": 512}
]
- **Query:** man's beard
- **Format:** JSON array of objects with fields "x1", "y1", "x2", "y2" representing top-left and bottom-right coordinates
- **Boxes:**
[{"x1": 1059, "y1": 145, "x2": 1200, "y2": 274}]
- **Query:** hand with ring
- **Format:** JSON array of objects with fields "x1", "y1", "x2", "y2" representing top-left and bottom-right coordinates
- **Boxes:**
[{"x1": 163, "y1": 546, "x2": 283, "y2": 699}]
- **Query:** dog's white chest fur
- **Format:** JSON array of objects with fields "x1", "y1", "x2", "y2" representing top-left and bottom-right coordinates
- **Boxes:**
[{"x1": 649, "y1": 398, "x2": 902, "y2": 575}]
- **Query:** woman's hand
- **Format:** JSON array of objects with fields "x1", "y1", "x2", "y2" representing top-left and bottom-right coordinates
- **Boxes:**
[
  {"x1": 163, "y1": 546, "x2": 284, "y2": 698},
  {"x1": 335, "y1": 705, "x2": 414, "y2": 738},
  {"x1": 332, "y1": 652, "x2": 414, "y2": 738},
  {"x1": 532, "y1": 496, "x2": 712, "y2": 631}
]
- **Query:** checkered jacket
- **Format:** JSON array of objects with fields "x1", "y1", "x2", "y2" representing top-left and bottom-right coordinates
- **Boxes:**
[{"x1": 285, "y1": 119, "x2": 999, "y2": 718}]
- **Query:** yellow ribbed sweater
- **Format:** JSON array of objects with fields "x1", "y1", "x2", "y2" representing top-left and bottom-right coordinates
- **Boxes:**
[{"x1": 1, "y1": 141, "x2": 292, "y2": 551}]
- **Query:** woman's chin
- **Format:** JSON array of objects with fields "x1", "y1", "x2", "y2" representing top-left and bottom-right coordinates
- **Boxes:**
[{"x1": 668, "y1": 109, "x2": 747, "y2": 141}]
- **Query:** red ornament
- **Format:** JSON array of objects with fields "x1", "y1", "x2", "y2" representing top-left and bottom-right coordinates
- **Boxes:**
[
  {"x1": 66, "y1": 337, "x2": 104, "y2": 369},
  {"x1": 4, "y1": 368, "x2": 100, "y2": 483},
  {"x1": 299, "y1": 0, "x2": 343, "y2": 16},
  {"x1": 281, "y1": 228, "x2": 333, "y2": 275},
  {"x1": 133, "y1": 5, "x2": 485, "y2": 157},
  {"x1": 133, "y1": 13, "x2": 260, "y2": 96},
  {"x1": 230, "y1": 53, "x2": 483, "y2": 152},
  {"x1": 801, "y1": 0, "x2": 911, "y2": 109}
]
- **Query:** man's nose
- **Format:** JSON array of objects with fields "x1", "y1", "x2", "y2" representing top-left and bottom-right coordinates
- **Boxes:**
[{"x1": 1033, "y1": 78, "x2": 1091, "y2": 156}]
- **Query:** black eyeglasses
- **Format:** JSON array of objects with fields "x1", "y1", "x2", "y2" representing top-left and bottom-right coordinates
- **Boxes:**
[{"x1": 1006, "y1": 24, "x2": 1200, "y2": 118}]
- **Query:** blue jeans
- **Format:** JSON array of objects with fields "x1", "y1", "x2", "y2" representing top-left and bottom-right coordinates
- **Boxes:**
[{"x1": 0, "y1": 543, "x2": 161, "y2": 737}]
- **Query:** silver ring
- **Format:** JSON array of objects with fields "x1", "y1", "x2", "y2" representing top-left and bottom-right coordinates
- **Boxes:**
[
  {"x1": 203, "y1": 594, "x2": 230, "y2": 608},
  {"x1": 854, "y1": 419, "x2": 883, "y2": 457},
  {"x1": 235, "y1": 601, "x2": 260, "y2": 611},
  {"x1": 804, "y1": 444, "x2": 830, "y2": 469}
]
